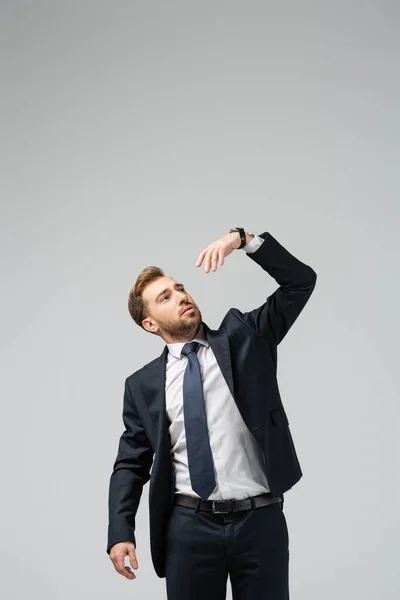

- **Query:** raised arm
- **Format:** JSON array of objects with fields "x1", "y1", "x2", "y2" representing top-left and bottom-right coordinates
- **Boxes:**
[
  {"x1": 196, "y1": 229, "x2": 317, "y2": 346},
  {"x1": 240, "y1": 231, "x2": 317, "y2": 345}
]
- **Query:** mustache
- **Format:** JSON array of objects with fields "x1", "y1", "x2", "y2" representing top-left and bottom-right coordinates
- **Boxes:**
[{"x1": 180, "y1": 304, "x2": 196, "y2": 315}]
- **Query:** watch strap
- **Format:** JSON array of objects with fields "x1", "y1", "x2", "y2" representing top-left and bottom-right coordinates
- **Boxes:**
[{"x1": 229, "y1": 227, "x2": 247, "y2": 249}]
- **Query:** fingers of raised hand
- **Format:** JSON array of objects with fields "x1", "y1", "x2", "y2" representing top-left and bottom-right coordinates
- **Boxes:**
[
  {"x1": 195, "y1": 248, "x2": 207, "y2": 268},
  {"x1": 196, "y1": 245, "x2": 225, "y2": 272}
]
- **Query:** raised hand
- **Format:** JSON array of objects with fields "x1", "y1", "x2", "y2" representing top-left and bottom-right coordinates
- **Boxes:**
[{"x1": 196, "y1": 231, "x2": 251, "y2": 273}]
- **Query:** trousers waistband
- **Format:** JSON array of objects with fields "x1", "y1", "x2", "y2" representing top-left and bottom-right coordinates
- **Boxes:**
[{"x1": 174, "y1": 492, "x2": 283, "y2": 514}]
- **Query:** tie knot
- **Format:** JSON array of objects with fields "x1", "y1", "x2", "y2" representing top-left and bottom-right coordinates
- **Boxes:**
[{"x1": 181, "y1": 341, "x2": 199, "y2": 357}]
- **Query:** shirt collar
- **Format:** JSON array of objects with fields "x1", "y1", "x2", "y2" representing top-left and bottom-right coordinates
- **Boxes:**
[{"x1": 167, "y1": 323, "x2": 209, "y2": 359}]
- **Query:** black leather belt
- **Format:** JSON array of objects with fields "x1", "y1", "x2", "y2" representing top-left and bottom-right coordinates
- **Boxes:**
[{"x1": 174, "y1": 492, "x2": 282, "y2": 514}]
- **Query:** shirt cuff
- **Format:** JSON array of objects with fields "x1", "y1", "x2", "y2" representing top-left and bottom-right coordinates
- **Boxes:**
[{"x1": 243, "y1": 234, "x2": 264, "y2": 254}]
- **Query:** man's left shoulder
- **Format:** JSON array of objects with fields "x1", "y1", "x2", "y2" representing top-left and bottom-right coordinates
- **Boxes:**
[{"x1": 219, "y1": 307, "x2": 256, "y2": 337}]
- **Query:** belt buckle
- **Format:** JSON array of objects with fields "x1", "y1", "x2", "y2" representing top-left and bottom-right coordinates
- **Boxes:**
[{"x1": 212, "y1": 500, "x2": 230, "y2": 514}]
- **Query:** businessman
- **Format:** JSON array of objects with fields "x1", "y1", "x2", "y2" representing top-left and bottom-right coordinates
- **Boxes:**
[{"x1": 107, "y1": 227, "x2": 317, "y2": 599}]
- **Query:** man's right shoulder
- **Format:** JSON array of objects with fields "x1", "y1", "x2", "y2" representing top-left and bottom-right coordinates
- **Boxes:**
[{"x1": 125, "y1": 353, "x2": 163, "y2": 386}]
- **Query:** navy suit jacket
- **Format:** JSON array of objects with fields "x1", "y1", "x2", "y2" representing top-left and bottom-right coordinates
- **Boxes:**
[{"x1": 106, "y1": 231, "x2": 317, "y2": 578}]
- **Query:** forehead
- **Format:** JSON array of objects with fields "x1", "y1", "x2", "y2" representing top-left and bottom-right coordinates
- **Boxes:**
[{"x1": 143, "y1": 276, "x2": 179, "y2": 303}]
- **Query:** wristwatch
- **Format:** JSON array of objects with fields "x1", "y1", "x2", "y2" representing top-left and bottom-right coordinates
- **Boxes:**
[{"x1": 229, "y1": 227, "x2": 247, "y2": 249}]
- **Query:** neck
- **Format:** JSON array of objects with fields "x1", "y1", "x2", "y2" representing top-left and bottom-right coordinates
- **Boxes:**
[{"x1": 162, "y1": 323, "x2": 202, "y2": 344}]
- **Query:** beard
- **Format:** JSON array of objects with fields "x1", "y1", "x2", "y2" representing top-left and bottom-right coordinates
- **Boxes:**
[{"x1": 156, "y1": 308, "x2": 202, "y2": 341}]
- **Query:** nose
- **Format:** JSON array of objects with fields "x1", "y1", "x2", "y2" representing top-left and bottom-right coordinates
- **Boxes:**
[{"x1": 178, "y1": 292, "x2": 190, "y2": 305}]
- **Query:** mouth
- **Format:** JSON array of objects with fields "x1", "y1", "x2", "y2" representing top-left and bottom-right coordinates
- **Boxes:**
[{"x1": 181, "y1": 305, "x2": 196, "y2": 315}]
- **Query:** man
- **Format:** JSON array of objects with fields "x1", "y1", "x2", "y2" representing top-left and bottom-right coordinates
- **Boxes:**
[{"x1": 107, "y1": 227, "x2": 317, "y2": 599}]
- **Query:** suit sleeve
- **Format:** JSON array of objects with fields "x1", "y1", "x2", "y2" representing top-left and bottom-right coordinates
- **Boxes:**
[
  {"x1": 239, "y1": 231, "x2": 317, "y2": 346},
  {"x1": 106, "y1": 377, "x2": 153, "y2": 554}
]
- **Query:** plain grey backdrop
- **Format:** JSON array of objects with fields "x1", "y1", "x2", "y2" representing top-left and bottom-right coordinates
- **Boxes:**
[{"x1": 1, "y1": 1, "x2": 399, "y2": 598}]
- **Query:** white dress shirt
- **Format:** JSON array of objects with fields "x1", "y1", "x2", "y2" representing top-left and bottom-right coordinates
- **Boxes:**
[{"x1": 165, "y1": 234, "x2": 271, "y2": 500}]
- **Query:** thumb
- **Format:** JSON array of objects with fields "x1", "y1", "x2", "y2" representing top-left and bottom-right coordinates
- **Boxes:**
[{"x1": 128, "y1": 547, "x2": 138, "y2": 570}]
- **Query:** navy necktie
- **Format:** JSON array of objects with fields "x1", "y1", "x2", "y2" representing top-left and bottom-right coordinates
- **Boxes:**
[{"x1": 181, "y1": 341, "x2": 216, "y2": 499}]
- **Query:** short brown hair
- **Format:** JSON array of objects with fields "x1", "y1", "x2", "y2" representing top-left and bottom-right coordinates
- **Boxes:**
[{"x1": 128, "y1": 266, "x2": 164, "y2": 330}]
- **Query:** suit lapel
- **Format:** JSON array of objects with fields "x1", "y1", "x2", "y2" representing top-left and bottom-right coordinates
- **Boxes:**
[
  {"x1": 202, "y1": 322, "x2": 235, "y2": 398},
  {"x1": 138, "y1": 346, "x2": 168, "y2": 446}
]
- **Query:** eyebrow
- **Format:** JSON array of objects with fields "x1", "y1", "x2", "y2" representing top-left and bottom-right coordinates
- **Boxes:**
[{"x1": 155, "y1": 283, "x2": 184, "y2": 303}]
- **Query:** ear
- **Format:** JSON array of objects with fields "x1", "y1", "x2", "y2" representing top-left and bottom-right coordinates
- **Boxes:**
[{"x1": 142, "y1": 318, "x2": 159, "y2": 334}]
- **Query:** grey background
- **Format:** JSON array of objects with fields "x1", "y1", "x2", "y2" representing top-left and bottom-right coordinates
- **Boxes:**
[{"x1": 1, "y1": 1, "x2": 399, "y2": 598}]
